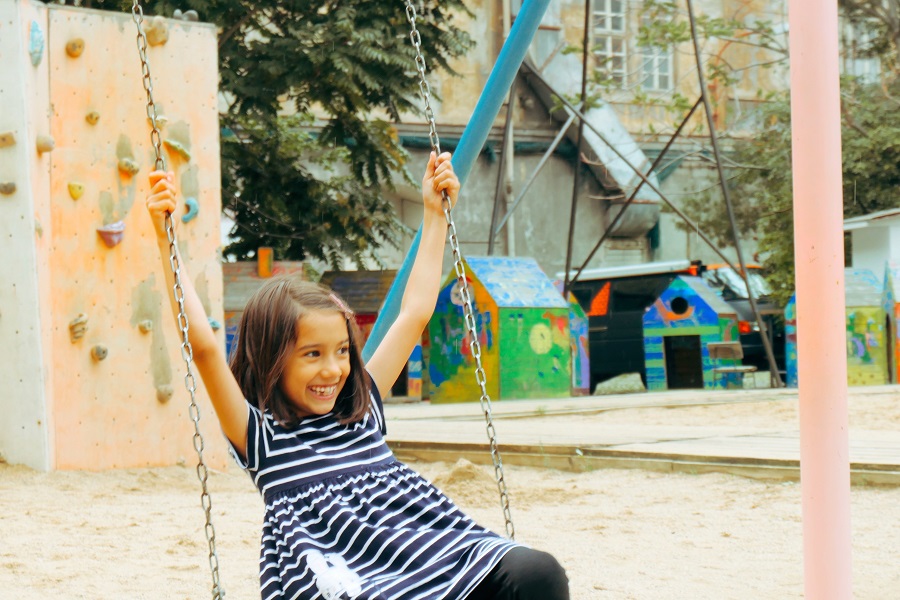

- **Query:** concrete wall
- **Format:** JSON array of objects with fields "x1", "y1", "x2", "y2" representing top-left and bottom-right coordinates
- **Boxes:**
[
  {"x1": 1, "y1": 1, "x2": 226, "y2": 470},
  {"x1": 381, "y1": 147, "x2": 631, "y2": 279},
  {"x1": 852, "y1": 226, "x2": 893, "y2": 275},
  {"x1": 0, "y1": 0, "x2": 53, "y2": 470}
]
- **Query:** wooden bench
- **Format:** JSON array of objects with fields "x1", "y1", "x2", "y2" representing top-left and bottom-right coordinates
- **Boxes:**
[{"x1": 707, "y1": 341, "x2": 757, "y2": 389}]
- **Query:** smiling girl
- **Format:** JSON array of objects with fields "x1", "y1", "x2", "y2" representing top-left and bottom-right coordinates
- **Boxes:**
[{"x1": 145, "y1": 152, "x2": 568, "y2": 599}]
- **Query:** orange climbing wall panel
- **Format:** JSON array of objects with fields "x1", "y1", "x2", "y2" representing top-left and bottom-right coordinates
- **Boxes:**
[{"x1": 43, "y1": 6, "x2": 225, "y2": 469}]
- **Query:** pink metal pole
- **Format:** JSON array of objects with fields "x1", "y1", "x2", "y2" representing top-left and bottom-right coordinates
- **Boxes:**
[{"x1": 788, "y1": 1, "x2": 853, "y2": 598}]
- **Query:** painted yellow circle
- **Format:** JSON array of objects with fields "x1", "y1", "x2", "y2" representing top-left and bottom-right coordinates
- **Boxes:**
[{"x1": 529, "y1": 323, "x2": 552, "y2": 354}]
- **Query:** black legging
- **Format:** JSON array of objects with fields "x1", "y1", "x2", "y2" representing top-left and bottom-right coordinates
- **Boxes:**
[{"x1": 467, "y1": 547, "x2": 570, "y2": 600}]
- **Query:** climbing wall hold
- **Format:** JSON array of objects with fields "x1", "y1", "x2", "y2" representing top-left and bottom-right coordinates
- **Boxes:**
[
  {"x1": 65, "y1": 38, "x2": 85, "y2": 58},
  {"x1": 0, "y1": 132, "x2": 15, "y2": 148},
  {"x1": 138, "y1": 319, "x2": 154, "y2": 333},
  {"x1": 96, "y1": 221, "x2": 126, "y2": 248},
  {"x1": 163, "y1": 138, "x2": 191, "y2": 161},
  {"x1": 69, "y1": 314, "x2": 88, "y2": 342},
  {"x1": 91, "y1": 345, "x2": 108, "y2": 361},
  {"x1": 67, "y1": 182, "x2": 84, "y2": 200},
  {"x1": 156, "y1": 385, "x2": 174, "y2": 403},
  {"x1": 0, "y1": 183, "x2": 15, "y2": 196},
  {"x1": 208, "y1": 317, "x2": 222, "y2": 331},
  {"x1": 85, "y1": 111, "x2": 100, "y2": 125},
  {"x1": 144, "y1": 16, "x2": 169, "y2": 46},
  {"x1": 173, "y1": 9, "x2": 199, "y2": 21},
  {"x1": 36, "y1": 135, "x2": 55, "y2": 154},
  {"x1": 148, "y1": 114, "x2": 168, "y2": 129},
  {"x1": 29, "y1": 21, "x2": 44, "y2": 66},
  {"x1": 118, "y1": 157, "x2": 140, "y2": 176},
  {"x1": 182, "y1": 197, "x2": 199, "y2": 223}
]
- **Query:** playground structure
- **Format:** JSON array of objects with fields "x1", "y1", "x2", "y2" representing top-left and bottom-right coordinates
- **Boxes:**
[
  {"x1": 429, "y1": 256, "x2": 571, "y2": 403},
  {"x1": 642, "y1": 275, "x2": 742, "y2": 391},
  {"x1": 0, "y1": 0, "x2": 857, "y2": 596},
  {"x1": 0, "y1": 1, "x2": 227, "y2": 471}
]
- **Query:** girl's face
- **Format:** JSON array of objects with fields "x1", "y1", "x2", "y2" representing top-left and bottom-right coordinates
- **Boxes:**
[{"x1": 279, "y1": 310, "x2": 351, "y2": 419}]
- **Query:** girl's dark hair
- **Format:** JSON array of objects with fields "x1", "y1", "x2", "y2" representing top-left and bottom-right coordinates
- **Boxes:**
[{"x1": 229, "y1": 276, "x2": 371, "y2": 427}]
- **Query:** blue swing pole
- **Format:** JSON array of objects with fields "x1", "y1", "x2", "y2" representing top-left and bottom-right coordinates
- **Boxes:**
[{"x1": 363, "y1": 0, "x2": 551, "y2": 360}]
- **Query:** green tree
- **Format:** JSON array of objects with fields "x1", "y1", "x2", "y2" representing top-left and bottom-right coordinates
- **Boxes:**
[{"x1": 88, "y1": 0, "x2": 473, "y2": 266}]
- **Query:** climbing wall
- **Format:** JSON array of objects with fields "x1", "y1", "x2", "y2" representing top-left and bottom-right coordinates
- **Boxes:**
[{"x1": 0, "y1": 0, "x2": 225, "y2": 470}]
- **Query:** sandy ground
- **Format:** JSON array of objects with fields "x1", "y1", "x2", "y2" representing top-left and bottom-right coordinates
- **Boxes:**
[{"x1": 2, "y1": 390, "x2": 900, "y2": 599}]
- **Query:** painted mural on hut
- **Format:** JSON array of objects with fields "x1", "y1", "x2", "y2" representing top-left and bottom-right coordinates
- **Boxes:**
[
  {"x1": 643, "y1": 276, "x2": 740, "y2": 391},
  {"x1": 882, "y1": 263, "x2": 900, "y2": 383},
  {"x1": 845, "y1": 268, "x2": 888, "y2": 386},
  {"x1": 429, "y1": 257, "x2": 570, "y2": 403},
  {"x1": 785, "y1": 293, "x2": 798, "y2": 387}
]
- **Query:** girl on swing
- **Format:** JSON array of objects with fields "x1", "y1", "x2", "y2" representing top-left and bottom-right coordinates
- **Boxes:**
[{"x1": 145, "y1": 151, "x2": 569, "y2": 600}]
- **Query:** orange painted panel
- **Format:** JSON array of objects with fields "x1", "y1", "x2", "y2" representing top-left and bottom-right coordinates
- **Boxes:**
[{"x1": 45, "y1": 7, "x2": 225, "y2": 469}]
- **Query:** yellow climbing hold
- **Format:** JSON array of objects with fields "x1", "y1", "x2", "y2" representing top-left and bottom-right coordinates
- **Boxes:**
[{"x1": 68, "y1": 182, "x2": 84, "y2": 200}]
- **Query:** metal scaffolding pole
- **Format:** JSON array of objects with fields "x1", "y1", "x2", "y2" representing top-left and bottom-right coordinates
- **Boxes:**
[
  {"x1": 567, "y1": 97, "x2": 702, "y2": 285},
  {"x1": 685, "y1": 0, "x2": 783, "y2": 387},
  {"x1": 492, "y1": 108, "x2": 580, "y2": 239},
  {"x1": 521, "y1": 64, "x2": 745, "y2": 284},
  {"x1": 563, "y1": 0, "x2": 593, "y2": 293}
]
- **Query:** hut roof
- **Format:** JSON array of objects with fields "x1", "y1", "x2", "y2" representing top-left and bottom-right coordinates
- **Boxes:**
[
  {"x1": 466, "y1": 256, "x2": 567, "y2": 309},
  {"x1": 320, "y1": 270, "x2": 397, "y2": 314}
]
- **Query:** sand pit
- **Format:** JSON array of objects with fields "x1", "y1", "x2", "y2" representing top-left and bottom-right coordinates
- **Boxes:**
[{"x1": 2, "y1": 391, "x2": 900, "y2": 598}]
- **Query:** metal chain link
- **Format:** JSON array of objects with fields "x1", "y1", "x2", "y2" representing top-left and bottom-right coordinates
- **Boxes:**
[
  {"x1": 131, "y1": 3, "x2": 225, "y2": 597},
  {"x1": 404, "y1": 0, "x2": 515, "y2": 541}
]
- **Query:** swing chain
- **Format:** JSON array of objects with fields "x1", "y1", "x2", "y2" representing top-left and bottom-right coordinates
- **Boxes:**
[
  {"x1": 404, "y1": 0, "x2": 515, "y2": 541},
  {"x1": 131, "y1": 3, "x2": 225, "y2": 597}
]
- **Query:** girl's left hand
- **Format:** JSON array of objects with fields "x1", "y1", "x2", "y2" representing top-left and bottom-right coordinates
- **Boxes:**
[{"x1": 422, "y1": 151, "x2": 460, "y2": 214}]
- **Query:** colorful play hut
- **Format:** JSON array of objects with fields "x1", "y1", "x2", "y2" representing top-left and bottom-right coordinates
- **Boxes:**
[
  {"x1": 845, "y1": 268, "x2": 888, "y2": 386},
  {"x1": 643, "y1": 276, "x2": 742, "y2": 391},
  {"x1": 320, "y1": 269, "x2": 423, "y2": 399},
  {"x1": 785, "y1": 293, "x2": 798, "y2": 388},
  {"x1": 428, "y1": 256, "x2": 571, "y2": 403},
  {"x1": 554, "y1": 282, "x2": 591, "y2": 396},
  {"x1": 882, "y1": 262, "x2": 900, "y2": 383}
]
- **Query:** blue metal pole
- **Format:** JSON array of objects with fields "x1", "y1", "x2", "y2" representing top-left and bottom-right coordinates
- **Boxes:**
[{"x1": 363, "y1": 0, "x2": 551, "y2": 360}]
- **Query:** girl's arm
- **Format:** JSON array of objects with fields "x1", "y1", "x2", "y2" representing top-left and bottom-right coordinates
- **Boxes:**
[
  {"x1": 146, "y1": 170, "x2": 249, "y2": 457},
  {"x1": 367, "y1": 152, "x2": 459, "y2": 398}
]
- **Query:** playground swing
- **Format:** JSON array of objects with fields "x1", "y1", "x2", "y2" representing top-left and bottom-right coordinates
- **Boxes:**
[{"x1": 129, "y1": 1, "x2": 515, "y2": 597}]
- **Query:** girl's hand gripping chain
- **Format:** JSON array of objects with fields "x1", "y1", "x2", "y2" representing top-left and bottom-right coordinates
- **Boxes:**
[
  {"x1": 146, "y1": 170, "x2": 177, "y2": 240},
  {"x1": 422, "y1": 151, "x2": 460, "y2": 216}
]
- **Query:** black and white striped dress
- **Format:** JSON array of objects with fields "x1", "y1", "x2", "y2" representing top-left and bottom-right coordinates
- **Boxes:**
[{"x1": 231, "y1": 382, "x2": 518, "y2": 600}]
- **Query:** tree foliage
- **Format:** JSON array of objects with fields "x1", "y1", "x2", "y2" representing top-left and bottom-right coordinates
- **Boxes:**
[
  {"x1": 86, "y1": 0, "x2": 473, "y2": 266},
  {"x1": 638, "y1": 0, "x2": 900, "y2": 305}
]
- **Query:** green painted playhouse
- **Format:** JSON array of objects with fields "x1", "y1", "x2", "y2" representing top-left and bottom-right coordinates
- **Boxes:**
[{"x1": 428, "y1": 256, "x2": 571, "y2": 403}]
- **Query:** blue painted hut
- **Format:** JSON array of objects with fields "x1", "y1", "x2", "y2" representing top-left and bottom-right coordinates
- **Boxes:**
[
  {"x1": 429, "y1": 257, "x2": 571, "y2": 403},
  {"x1": 785, "y1": 293, "x2": 798, "y2": 387},
  {"x1": 643, "y1": 276, "x2": 741, "y2": 390}
]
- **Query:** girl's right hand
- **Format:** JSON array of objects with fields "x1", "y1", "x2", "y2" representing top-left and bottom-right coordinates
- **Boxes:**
[{"x1": 146, "y1": 170, "x2": 177, "y2": 240}]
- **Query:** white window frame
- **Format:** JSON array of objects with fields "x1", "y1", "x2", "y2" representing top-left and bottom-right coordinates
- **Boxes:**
[
  {"x1": 639, "y1": 45, "x2": 674, "y2": 92},
  {"x1": 593, "y1": 0, "x2": 628, "y2": 88}
]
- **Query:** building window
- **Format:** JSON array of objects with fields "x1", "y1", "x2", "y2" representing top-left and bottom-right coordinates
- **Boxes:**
[
  {"x1": 593, "y1": 0, "x2": 627, "y2": 88},
  {"x1": 840, "y1": 20, "x2": 881, "y2": 83},
  {"x1": 639, "y1": 45, "x2": 673, "y2": 91}
]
